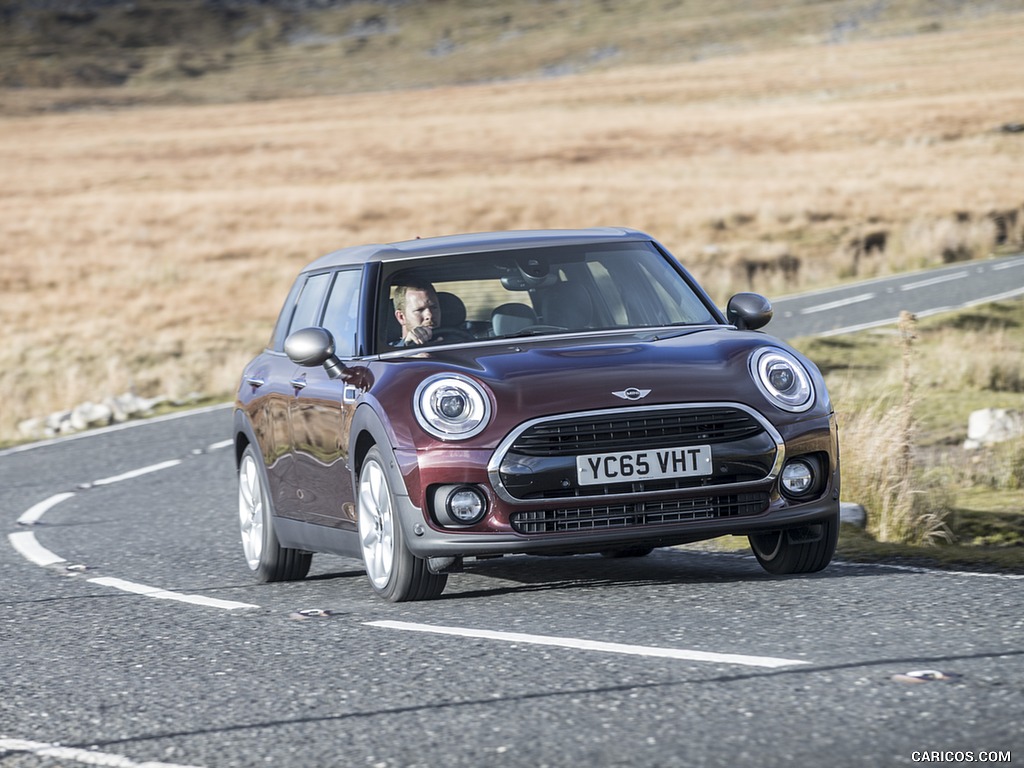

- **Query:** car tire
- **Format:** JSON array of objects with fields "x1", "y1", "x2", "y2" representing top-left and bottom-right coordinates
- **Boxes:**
[
  {"x1": 748, "y1": 512, "x2": 839, "y2": 575},
  {"x1": 358, "y1": 446, "x2": 447, "y2": 602},
  {"x1": 238, "y1": 444, "x2": 312, "y2": 582}
]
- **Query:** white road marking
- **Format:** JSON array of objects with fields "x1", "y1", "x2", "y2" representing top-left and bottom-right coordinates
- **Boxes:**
[
  {"x1": 992, "y1": 258, "x2": 1024, "y2": 270},
  {"x1": 898, "y1": 271, "x2": 967, "y2": 291},
  {"x1": 8, "y1": 530, "x2": 66, "y2": 566},
  {"x1": 0, "y1": 738, "x2": 204, "y2": 768},
  {"x1": 811, "y1": 285, "x2": 1024, "y2": 338},
  {"x1": 366, "y1": 620, "x2": 808, "y2": 669},
  {"x1": 91, "y1": 460, "x2": 182, "y2": 487},
  {"x1": 798, "y1": 292, "x2": 876, "y2": 314},
  {"x1": 17, "y1": 491, "x2": 76, "y2": 525},
  {"x1": 9, "y1": 460, "x2": 259, "y2": 612},
  {"x1": 89, "y1": 577, "x2": 259, "y2": 611},
  {"x1": 207, "y1": 439, "x2": 234, "y2": 451}
]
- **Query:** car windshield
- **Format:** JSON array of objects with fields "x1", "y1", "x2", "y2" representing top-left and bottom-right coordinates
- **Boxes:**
[{"x1": 376, "y1": 241, "x2": 717, "y2": 352}]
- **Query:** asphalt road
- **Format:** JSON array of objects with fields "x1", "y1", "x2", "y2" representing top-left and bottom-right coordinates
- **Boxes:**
[
  {"x1": 3, "y1": 257, "x2": 1023, "y2": 768},
  {"x1": 769, "y1": 252, "x2": 1024, "y2": 340}
]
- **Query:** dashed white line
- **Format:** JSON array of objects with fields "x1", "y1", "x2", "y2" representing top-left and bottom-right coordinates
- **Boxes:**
[
  {"x1": 0, "y1": 738, "x2": 203, "y2": 768},
  {"x1": 365, "y1": 620, "x2": 808, "y2": 669},
  {"x1": 9, "y1": 458, "x2": 259, "y2": 612},
  {"x1": 89, "y1": 577, "x2": 258, "y2": 611},
  {"x1": 17, "y1": 491, "x2": 76, "y2": 525},
  {"x1": 798, "y1": 292, "x2": 876, "y2": 314},
  {"x1": 8, "y1": 530, "x2": 66, "y2": 566},
  {"x1": 898, "y1": 271, "x2": 967, "y2": 291},
  {"x1": 91, "y1": 460, "x2": 182, "y2": 487}
]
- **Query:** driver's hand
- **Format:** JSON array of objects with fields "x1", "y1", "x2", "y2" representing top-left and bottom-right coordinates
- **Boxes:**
[{"x1": 405, "y1": 325, "x2": 434, "y2": 345}]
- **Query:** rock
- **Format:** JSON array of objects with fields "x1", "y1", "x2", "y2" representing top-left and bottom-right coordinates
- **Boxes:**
[
  {"x1": 17, "y1": 417, "x2": 47, "y2": 440},
  {"x1": 72, "y1": 401, "x2": 114, "y2": 430},
  {"x1": 13, "y1": 391, "x2": 174, "y2": 446},
  {"x1": 104, "y1": 394, "x2": 130, "y2": 423},
  {"x1": 964, "y1": 408, "x2": 1024, "y2": 450},
  {"x1": 840, "y1": 501, "x2": 867, "y2": 528},
  {"x1": 46, "y1": 410, "x2": 71, "y2": 434}
]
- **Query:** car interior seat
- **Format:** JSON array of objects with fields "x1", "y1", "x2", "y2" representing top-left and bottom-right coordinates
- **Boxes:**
[
  {"x1": 539, "y1": 281, "x2": 593, "y2": 329},
  {"x1": 491, "y1": 302, "x2": 538, "y2": 337},
  {"x1": 437, "y1": 291, "x2": 467, "y2": 330}
]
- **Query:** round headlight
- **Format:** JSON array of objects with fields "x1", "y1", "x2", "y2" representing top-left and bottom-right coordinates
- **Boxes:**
[
  {"x1": 414, "y1": 374, "x2": 492, "y2": 440},
  {"x1": 751, "y1": 348, "x2": 814, "y2": 412}
]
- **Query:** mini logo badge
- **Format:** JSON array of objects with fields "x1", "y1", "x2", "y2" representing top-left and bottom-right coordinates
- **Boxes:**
[{"x1": 613, "y1": 387, "x2": 651, "y2": 401}]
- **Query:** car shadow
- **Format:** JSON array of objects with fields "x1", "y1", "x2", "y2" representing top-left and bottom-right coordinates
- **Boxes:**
[{"x1": 435, "y1": 547, "x2": 872, "y2": 601}]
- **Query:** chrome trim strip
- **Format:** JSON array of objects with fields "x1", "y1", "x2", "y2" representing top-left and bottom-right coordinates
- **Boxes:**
[{"x1": 486, "y1": 402, "x2": 786, "y2": 506}]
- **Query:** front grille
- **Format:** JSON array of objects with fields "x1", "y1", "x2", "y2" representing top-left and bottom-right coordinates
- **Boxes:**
[
  {"x1": 509, "y1": 493, "x2": 769, "y2": 534},
  {"x1": 510, "y1": 407, "x2": 763, "y2": 457}
]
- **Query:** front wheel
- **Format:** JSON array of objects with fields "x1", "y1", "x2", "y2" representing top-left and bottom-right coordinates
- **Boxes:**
[
  {"x1": 238, "y1": 445, "x2": 312, "y2": 582},
  {"x1": 357, "y1": 446, "x2": 447, "y2": 602},
  {"x1": 748, "y1": 513, "x2": 839, "y2": 575}
]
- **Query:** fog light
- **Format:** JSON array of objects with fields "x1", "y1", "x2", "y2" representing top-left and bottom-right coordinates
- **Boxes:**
[
  {"x1": 781, "y1": 460, "x2": 814, "y2": 497},
  {"x1": 433, "y1": 484, "x2": 488, "y2": 527}
]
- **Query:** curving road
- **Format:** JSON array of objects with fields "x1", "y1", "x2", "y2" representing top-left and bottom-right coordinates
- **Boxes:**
[
  {"x1": 2, "y1": 258, "x2": 1023, "y2": 768},
  {"x1": 769, "y1": 251, "x2": 1024, "y2": 339}
]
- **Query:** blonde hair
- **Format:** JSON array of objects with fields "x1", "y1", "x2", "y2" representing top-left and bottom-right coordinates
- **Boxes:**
[{"x1": 392, "y1": 279, "x2": 436, "y2": 314}]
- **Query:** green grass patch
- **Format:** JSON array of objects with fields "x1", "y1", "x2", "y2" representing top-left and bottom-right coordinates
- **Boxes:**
[{"x1": 790, "y1": 297, "x2": 1024, "y2": 567}]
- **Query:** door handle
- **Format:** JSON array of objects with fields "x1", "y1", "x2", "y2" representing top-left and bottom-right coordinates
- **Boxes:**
[
  {"x1": 290, "y1": 377, "x2": 307, "y2": 390},
  {"x1": 246, "y1": 376, "x2": 265, "y2": 389}
]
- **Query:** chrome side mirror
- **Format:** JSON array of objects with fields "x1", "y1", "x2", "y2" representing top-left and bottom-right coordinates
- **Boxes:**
[{"x1": 285, "y1": 327, "x2": 346, "y2": 379}]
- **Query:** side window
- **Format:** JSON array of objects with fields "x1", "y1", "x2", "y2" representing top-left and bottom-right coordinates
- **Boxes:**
[
  {"x1": 321, "y1": 270, "x2": 362, "y2": 358},
  {"x1": 287, "y1": 272, "x2": 331, "y2": 336}
]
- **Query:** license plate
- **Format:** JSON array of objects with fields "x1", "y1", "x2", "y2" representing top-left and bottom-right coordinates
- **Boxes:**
[{"x1": 576, "y1": 445, "x2": 713, "y2": 486}]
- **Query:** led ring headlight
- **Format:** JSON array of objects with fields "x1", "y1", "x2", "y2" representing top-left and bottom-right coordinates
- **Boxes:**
[
  {"x1": 414, "y1": 373, "x2": 492, "y2": 440},
  {"x1": 750, "y1": 347, "x2": 814, "y2": 412}
]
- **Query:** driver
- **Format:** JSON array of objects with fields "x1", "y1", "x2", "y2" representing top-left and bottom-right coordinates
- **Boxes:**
[{"x1": 393, "y1": 279, "x2": 440, "y2": 346}]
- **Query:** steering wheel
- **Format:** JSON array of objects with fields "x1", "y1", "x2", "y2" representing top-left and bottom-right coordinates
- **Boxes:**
[{"x1": 431, "y1": 326, "x2": 476, "y2": 343}]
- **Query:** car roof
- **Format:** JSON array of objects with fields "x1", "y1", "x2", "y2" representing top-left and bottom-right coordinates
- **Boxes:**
[{"x1": 300, "y1": 227, "x2": 654, "y2": 273}]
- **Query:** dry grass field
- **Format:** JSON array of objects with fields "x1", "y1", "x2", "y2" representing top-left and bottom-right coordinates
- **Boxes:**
[{"x1": 2, "y1": 14, "x2": 1024, "y2": 445}]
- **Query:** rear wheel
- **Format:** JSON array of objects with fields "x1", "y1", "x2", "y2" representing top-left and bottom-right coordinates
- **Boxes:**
[
  {"x1": 238, "y1": 445, "x2": 312, "y2": 582},
  {"x1": 358, "y1": 446, "x2": 447, "y2": 601},
  {"x1": 748, "y1": 513, "x2": 839, "y2": 575}
]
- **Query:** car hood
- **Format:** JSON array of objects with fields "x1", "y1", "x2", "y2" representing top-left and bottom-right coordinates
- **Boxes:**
[{"x1": 378, "y1": 327, "x2": 827, "y2": 445}]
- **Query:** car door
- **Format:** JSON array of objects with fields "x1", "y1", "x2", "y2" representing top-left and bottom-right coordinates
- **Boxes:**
[
  {"x1": 268, "y1": 270, "x2": 332, "y2": 522},
  {"x1": 287, "y1": 268, "x2": 363, "y2": 531}
]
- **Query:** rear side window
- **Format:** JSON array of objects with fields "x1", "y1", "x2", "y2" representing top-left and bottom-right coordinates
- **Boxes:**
[{"x1": 287, "y1": 273, "x2": 331, "y2": 336}]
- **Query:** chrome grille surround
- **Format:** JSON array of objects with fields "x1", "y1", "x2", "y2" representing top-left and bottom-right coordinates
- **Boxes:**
[{"x1": 488, "y1": 402, "x2": 785, "y2": 507}]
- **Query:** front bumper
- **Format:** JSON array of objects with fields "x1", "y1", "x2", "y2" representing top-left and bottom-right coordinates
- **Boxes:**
[{"x1": 394, "y1": 405, "x2": 840, "y2": 559}]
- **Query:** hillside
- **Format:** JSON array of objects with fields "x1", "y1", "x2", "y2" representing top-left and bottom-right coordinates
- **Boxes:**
[
  {"x1": 2, "y1": 0, "x2": 1024, "y2": 450},
  {"x1": 4, "y1": 0, "x2": 1024, "y2": 114}
]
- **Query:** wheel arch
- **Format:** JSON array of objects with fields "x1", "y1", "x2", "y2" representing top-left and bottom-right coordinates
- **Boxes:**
[
  {"x1": 349, "y1": 403, "x2": 408, "y2": 498},
  {"x1": 232, "y1": 408, "x2": 257, "y2": 468}
]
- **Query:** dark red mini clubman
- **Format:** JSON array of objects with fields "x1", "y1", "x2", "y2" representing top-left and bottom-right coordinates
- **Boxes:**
[{"x1": 234, "y1": 228, "x2": 840, "y2": 601}]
